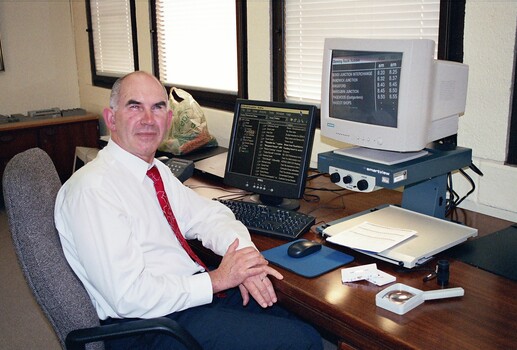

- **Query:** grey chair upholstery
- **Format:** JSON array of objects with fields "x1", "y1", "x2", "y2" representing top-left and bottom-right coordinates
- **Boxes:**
[{"x1": 3, "y1": 148, "x2": 201, "y2": 350}]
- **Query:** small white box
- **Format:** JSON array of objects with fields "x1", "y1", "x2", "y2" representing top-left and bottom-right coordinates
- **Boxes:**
[
  {"x1": 341, "y1": 263, "x2": 378, "y2": 283},
  {"x1": 367, "y1": 270, "x2": 396, "y2": 286}
]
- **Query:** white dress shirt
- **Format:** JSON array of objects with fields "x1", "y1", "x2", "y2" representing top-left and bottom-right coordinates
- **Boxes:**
[{"x1": 55, "y1": 140, "x2": 254, "y2": 320}]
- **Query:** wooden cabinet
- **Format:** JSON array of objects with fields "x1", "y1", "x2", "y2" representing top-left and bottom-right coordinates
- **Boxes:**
[{"x1": 1, "y1": 114, "x2": 99, "y2": 205}]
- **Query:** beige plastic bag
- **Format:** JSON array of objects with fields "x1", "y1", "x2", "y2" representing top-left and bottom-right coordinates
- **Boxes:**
[{"x1": 159, "y1": 87, "x2": 218, "y2": 155}]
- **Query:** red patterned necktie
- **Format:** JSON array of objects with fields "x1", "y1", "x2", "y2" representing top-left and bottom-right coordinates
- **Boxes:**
[{"x1": 147, "y1": 166, "x2": 207, "y2": 271}]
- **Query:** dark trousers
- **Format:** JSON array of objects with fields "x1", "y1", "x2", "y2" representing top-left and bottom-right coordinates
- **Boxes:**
[{"x1": 101, "y1": 288, "x2": 323, "y2": 349}]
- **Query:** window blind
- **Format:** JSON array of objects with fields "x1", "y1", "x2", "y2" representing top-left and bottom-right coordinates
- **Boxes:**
[
  {"x1": 284, "y1": 0, "x2": 440, "y2": 105},
  {"x1": 155, "y1": 0, "x2": 238, "y2": 93},
  {"x1": 90, "y1": 0, "x2": 135, "y2": 77}
]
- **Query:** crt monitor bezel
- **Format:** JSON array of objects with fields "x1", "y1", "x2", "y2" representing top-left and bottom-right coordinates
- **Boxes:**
[
  {"x1": 224, "y1": 99, "x2": 317, "y2": 202},
  {"x1": 320, "y1": 38, "x2": 436, "y2": 152}
]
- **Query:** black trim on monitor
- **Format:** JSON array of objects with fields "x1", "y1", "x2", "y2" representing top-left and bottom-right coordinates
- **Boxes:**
[{"x1": 224, "y1": 99, "x2": 317, "y2": 210}]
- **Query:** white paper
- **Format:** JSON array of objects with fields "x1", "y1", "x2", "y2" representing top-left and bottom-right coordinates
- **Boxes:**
[{"x1": 327, "y1": 221, "x2": 416, "y2": 253}]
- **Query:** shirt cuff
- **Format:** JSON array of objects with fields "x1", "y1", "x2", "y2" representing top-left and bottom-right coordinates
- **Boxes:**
[{"x1": 188, "y1": 272, "x2": 214, "y2": 307}]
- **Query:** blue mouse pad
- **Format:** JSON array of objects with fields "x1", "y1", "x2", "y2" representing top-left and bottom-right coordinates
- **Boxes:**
[{"x1": 261, "y1": 239, "x2": 354, "y2": 278}]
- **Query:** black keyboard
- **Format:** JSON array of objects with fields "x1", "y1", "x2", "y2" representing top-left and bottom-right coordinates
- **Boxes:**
[{"x1": 217, "y1": 199, "x2": 315, "y2": 240}]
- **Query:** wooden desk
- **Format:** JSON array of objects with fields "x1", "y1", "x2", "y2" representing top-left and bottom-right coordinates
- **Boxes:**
[{"x1": 187, "y1": 174, "x2": 517, "y2": 350}]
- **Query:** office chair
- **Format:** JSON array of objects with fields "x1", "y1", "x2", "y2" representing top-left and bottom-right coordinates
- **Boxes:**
[{"x1": 2, "y1": 148, "x2": 201, "y2": 350}]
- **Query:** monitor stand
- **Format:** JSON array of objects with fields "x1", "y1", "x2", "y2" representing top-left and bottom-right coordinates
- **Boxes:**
[{"x1": 250, "y1": 194, "x2": 300, "y2": 211}]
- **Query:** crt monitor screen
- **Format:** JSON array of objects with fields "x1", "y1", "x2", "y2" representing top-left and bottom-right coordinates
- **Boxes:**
[
  {"x1": 330, "y1": 50, "x2": 402, "y2": 128},
  {"x1": 224, "y1": 99, "x2": 316, "y2": 210}
]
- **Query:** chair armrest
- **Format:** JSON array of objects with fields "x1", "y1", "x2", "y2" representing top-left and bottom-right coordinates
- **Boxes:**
[{"x1": 65, "y1": 317, "x2": 202, "y2": 350}]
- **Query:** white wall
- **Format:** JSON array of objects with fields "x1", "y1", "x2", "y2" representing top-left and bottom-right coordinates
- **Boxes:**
[
  {"x1": 0, "y1": 1, "x2": 80, "y2": 114},
  {"x1": 457, "y1": 1, "x2": 517, "y2": 222}
]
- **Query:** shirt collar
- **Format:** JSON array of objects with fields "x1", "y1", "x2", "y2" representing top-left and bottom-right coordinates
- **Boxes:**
[{"x1": 106, "y1": 139, "x2": 158, "y2": 182}]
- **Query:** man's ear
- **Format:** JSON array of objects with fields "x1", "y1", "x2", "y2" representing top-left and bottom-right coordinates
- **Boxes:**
[
  {"x1": 167, "y1": 109, "x2": 173, "y2": 129},
  {"x1": 103, "y1": 108, "x2": 116, "y2": 131}
]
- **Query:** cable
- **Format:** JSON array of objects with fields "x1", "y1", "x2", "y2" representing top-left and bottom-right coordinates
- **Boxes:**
[
  {"x1": 306, "y1": 171, "x2": 326, "y2": 181},
  {"x1": 445, "y1": 166, "x2": 478, "y2": 217},
  {"x1": 453, "y1": 169, "x2": 476, "y2": 208},
  {"x1": 305, "y1": 186, "x2": 349, "y2": 192},
  {"x1": 303, "y1": 193, "x2": 321, "y2": 203}
]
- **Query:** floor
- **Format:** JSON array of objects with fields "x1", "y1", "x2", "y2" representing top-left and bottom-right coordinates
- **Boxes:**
[{"x1": 0, "y1": 208, "x2": 61, "y2": 349}]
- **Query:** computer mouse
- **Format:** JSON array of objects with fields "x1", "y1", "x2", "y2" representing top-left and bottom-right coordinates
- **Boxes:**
[{"x1": 287, "y1": 240, "x2": 322, "y2": 258}]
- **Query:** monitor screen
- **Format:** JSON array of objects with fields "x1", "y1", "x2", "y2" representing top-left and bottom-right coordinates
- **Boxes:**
[
  {"x1": 224, "y1": 99, "x2": 316, "y2": 210},
  {"x1": 321, "y1": 38, "x2": 468, "y2": 154},
  {"x1": 330, "y1": 50, "x2": 402, "y2": 128}
]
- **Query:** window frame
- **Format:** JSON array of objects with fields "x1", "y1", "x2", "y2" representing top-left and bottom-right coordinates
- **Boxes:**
[
  {"x1": 272, "y1": 0, "x2": 466, "y2": 104},
  {"x1": 149, "y1": 0, "x2": 248, "y2": 112},
  {"x1": 507, "y1": 48, "x2": 517, "y2": 165},
  {"x1": 85, "y1": 0, "x2": 140, "y2": 89}
]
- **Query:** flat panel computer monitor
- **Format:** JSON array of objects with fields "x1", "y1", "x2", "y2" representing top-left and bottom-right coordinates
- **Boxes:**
[
  {"x1": 320, "y1": 38, "x2": 469, "y2": 156},
  {"x1": 224, "y1": 99, "x2": 317, "y2": 210}
]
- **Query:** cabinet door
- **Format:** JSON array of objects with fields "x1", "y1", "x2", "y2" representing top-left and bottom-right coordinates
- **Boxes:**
[
  {"x1": 39, "y1": 120, "x2": 99, "y2": 183},
  {"x1": 0, "y1": 128, "x2": 39, "y2": 182}
]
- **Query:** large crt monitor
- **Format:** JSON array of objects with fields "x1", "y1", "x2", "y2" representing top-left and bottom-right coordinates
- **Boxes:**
[
  {"x1": 320, "y1": 38, "x2": 469, "y2": 153},
  {"x1": 224, "y1": 99, "x2": 316, "y2": 210}
]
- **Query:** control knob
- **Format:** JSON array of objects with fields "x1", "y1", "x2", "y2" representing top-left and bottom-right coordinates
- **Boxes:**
[
  {"x1": 357, "y1": 179, "x2": 369, "y2": 191},
  {"x1": 330, "y1": 172, "x2": 341, "y2": 183}
]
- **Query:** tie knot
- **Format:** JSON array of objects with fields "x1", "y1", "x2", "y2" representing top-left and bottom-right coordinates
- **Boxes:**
[{"x1": 147, "y1": 166, "x2": 161, "y2": 183}]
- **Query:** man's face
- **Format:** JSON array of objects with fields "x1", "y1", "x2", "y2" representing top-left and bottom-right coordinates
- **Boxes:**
[{"x1": 103, "y1": 73, "x2": 172, "y2": 163}]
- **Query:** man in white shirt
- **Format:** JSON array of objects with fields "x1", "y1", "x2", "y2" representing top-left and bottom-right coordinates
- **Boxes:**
[{"x1": 55, "y1": 71, "x2": 323, "y2": 349}]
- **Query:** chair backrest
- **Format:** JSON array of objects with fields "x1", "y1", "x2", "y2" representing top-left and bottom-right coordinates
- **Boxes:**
[{"x1": 3, "y1": 148, "x2": 103, "y2": 350}]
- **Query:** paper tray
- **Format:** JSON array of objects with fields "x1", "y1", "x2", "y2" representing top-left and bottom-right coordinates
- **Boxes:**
[{"x1": 322, "y1": 205, "x2": 477, "y2": 268}]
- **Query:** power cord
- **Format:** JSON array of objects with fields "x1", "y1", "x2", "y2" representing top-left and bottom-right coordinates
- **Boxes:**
[{"x1": 445, "y1": 162, "x2": 483, "y2": 217}]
